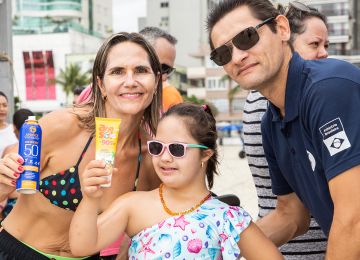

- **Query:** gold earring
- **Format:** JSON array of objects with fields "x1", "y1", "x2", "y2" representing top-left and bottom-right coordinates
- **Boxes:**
[
  {"x1": 201, "y1": 162, "x2": 204, "y2": 168},
  {"x1": 154, "y1": 91, "x2": 157, "y2": 96},
  {"x1": 102, "y1": 95, "x2": 108, "y2": 101}
]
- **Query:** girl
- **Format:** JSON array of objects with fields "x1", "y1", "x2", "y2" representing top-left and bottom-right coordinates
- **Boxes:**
[{"x1": 70, "y1": 103, "x2": 284, "y2": 260}]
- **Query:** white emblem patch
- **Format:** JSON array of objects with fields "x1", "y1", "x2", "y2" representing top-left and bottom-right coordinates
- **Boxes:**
[
  {"x1": 307, "y1": 150, "x2": 316, "y2": 171},
  {"x1": 319, "y1": 118, "x2": 351, "y2": 156}
]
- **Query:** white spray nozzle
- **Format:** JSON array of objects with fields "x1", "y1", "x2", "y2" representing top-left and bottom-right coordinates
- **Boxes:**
[{"x1": 28, "y1": 116, "x2": 36, "y2": 121}]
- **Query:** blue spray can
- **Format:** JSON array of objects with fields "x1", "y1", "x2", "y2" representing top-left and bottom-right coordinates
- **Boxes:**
[{"x1": 16, "y1": 116, "x2": 42, "y2": 194}]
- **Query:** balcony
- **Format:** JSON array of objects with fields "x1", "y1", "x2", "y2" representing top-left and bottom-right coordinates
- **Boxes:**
[
  {"x1": 187, "y1": 87, "x2": 206, "y2": 99},
  {"x1": 13, "y1": 21, "x2": 103, "y2": 38},
  {"x1": 187, "y1": 66, "x2": 227, "y2": 79},
  {"x1": 328, "y1": 49, "x2": 360, "y2": 64}
]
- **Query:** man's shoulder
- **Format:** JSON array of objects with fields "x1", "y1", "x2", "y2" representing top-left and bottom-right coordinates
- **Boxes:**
[{"x1": 304, "y1": 58, "x2": 360, "y2": 86}]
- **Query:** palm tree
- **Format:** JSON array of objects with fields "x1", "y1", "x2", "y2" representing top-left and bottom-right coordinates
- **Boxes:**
[
  {"x1": 220, "y1": 74, "x2": 241, "y2": 114},
  {"x1": 48, "y1": 64, "x2": 90, "y2": 101}
]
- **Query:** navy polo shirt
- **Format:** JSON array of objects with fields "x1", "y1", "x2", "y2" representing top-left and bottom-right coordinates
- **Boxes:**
[{"x1": 261, "y1": 52, "x2": 360, "y2": 236}]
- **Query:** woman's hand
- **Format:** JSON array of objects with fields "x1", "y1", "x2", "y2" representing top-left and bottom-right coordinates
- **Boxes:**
[
  {"x1": 0, "y1": 153, "x2": 24, "y2": 198},
  {"x1": 82, "y1": 160, "x2": 117, "y2": 199}
]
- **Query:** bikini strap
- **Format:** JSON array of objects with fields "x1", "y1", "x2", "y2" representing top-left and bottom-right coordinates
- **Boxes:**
[
  {"x1": 76, "y1": 136, "x2": 93, "y2": 167},
  {"x1": 133, "y1": 131, "x2": 141, "y2": 191}
]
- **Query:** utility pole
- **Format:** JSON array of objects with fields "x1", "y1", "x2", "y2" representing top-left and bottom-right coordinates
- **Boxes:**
[{"x1": 0, "y1": 0, "x2": 14, "y2": 123}]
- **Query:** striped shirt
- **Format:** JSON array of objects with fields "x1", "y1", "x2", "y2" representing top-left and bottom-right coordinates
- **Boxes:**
[{"x1": 243, "y1": 90, "x2": 327, "y2": 259}]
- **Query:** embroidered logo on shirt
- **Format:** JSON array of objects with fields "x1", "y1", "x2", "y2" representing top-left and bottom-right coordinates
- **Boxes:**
[
  {"x1": 306, "y1": 151, "x2": 316, "y2": 171},
  {"x1": 319, "y1": 118, "x2": 351, "y2": 156}
]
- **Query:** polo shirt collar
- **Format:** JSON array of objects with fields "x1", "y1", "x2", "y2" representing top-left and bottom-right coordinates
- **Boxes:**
[{"x1": 269, "y1": 52, "x2": 304, "y2": 123}]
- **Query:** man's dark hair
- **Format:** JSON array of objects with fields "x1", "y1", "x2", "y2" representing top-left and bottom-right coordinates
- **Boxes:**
[
  {"x1": 13, "y1": 109, "x2": 34, "y2": 130},
  {"x1": 139, "y1": 27, "x2": 178, "y2": 46},
  {"x1": 275, "y1": 3, "x2": 328, "y2": 52},
  {"x1": 74, "y1": 87, "x2": 85, "y2": 95},
  {"x1": 0, "y1": 91, "x2": 8, "y2": 102},
  {"x1": 206, "y1": 0, "x2": 279, "y2": 50}
]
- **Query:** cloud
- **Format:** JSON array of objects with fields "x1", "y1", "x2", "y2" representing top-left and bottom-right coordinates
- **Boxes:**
[{"x1": 112, "y1": 0, "x2": 146, "y2": 33}]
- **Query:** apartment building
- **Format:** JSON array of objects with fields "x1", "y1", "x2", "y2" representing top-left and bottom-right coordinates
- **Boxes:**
[{"x1": 11, "y1": 0, "x2": 112, "y2": 114}]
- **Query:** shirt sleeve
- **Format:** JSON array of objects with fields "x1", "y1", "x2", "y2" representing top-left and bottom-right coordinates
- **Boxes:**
[
  {"x1": 304, "y1": 78, "x2": 360, "y2": 181},
  {"x1": 163, "y1": 86, "x2": 183, "y2": 111},
  {"x1": 261, "y1": 112, "x2": 294, "y2": 195},
  {"x1": 221, "y1": 206, "x2": 252, "y2": 259}
]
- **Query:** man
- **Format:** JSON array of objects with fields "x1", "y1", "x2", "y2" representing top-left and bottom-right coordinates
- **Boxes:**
[
  {"x1": 73, "y1": 86, "x2": 85, "y2": 104},
  {"x1": 140, "y1": 27, "x2": 183, "y2": 111},
  {"x1": 207, "y1": 0, "x2": 360, "y2": 259}
]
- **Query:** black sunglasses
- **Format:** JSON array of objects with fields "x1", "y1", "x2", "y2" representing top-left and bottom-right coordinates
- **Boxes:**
[
  {"x1": 210, "y1": 17, "x2": 275, "y2": 66},
  {"x1": 161, "y1": 63, "x2": 176, "y2": 76}
]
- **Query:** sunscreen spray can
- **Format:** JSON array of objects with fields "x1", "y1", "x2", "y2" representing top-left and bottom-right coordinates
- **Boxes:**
[{"x1": 16, "y1": 116, "x2": 42, "y2": 194}]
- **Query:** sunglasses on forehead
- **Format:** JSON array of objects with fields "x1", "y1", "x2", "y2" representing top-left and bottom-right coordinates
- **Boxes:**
[
  {"x1": 284, "y1": 1, "x2": 311, "y2": 17},
  {"x1": 210, "y1": 17, "x2": 275, "y2": 66},
  {"x1": 161, "y1": 63, "x2": 176, "y2": 76}
]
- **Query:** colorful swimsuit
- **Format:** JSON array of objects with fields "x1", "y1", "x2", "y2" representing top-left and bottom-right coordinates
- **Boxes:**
[
  {"x1": 128, "y1": 197, "x2": 252, "y2": 260},
  {"x1": 39, "y1": 132, "x2": 142, "y2": 211}
]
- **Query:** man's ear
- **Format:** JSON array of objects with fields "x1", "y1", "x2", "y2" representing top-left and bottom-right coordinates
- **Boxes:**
[
  {"x1": 201, "y1": 149, "x2": 214, "y2": 163},
  {"x1": 275, "y1": 15, "x2": 291, "y2": 42}
]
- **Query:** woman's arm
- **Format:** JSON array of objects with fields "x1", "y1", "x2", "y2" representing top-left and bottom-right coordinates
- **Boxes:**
[
  {"x1": 238, "y1": 221, "x2": 284, "y2": 260},
  {"x1": 69, "y1": 160, "x2": 131, "y2": 256}
]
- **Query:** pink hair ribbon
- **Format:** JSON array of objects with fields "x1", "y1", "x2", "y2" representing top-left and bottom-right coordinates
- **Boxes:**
[{"x1": 201, "y1": 105, "x2": 207, "y2": 110}]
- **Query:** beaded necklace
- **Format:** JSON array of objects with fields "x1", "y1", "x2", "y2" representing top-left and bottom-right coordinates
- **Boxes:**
[{"x1": 159, "y1": 183, "x2": 212, "y2": 216}]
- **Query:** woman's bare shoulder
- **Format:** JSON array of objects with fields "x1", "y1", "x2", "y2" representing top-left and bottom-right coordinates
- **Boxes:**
[{"x1": 39, "y1": 106, "x2": 91, "y2": 135}]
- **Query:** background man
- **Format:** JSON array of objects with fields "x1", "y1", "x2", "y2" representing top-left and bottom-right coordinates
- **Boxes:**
[
  {"x1": 207, "y1": 0, "x2": 360, "y2": 259},
  {"x1": 140, "y1": 27, "x2": 183, "y2": 111}
]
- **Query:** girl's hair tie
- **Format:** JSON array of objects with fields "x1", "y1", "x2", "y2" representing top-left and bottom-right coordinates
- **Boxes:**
[{"x1": 201, "y1": 105, "x2": 207, "y2": 110}]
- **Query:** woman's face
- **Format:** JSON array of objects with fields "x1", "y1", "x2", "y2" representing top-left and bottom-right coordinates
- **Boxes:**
[
  {"x1": 0, "y1": 96, "x2": 9, "y2": 122},
  {"x1": 293, "y1": 17, "x2": 329, "y2": 60},
  {"x1": 152, "y1": 116, "x2": 207, "y2": 189},
  {"x1": 98, "y1": 42, "x2": 159, "y2": 116}
]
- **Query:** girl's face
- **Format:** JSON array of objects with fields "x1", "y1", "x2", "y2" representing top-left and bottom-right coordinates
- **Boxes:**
[
  {"x1": 293, "y1": 17, "x2": 329, "y2": 60},
  {"x1": 153, "y1": 116, "x2": 208, "y2": 188},
  {"x1": 98, "y1": 42, "x2": 159, "y2": 117},
  {"x1": 0, "y1": 96, "x2": 9, "y2": 122}
]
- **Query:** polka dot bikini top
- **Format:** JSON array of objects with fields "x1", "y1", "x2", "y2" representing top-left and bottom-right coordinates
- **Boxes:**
[{"x1": 39, "y1": 132, "x2": 142, "y2": 212}]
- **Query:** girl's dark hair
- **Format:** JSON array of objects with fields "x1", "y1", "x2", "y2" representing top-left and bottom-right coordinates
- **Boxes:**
[
  {"x1": 0, "y1": 91, "x2": 8, "y2": 102},
  {"x1": 160, "y1": 102, "x2": 219, "y2": 189},
  {"x1": 206, "y1": 0, "x2": 280, "y2": 50},
  {"x1": 275, "y1": 3, "x2": 328, "y2": 52}
]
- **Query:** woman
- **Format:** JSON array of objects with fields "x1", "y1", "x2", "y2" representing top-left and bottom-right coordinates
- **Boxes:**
[
  {"x1": 244, "y1": 2, "x2": 329, "y2": 259},
  {"x1": 0, "y1": 92, "x2": 18, "y2": 159},
  {"x1": 0, "y1": 32, "x2": 163, "y2": 260}
]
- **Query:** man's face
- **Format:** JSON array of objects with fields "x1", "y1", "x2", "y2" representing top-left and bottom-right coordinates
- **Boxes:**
[
  {"x1": 153, "y1": 37, "x2": 176, "y2": 82},
  {"x1": 211, "y1": 6, "x2": 286, "y2": 91}
]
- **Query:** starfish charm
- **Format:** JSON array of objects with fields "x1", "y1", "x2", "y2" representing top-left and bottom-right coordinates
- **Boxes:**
[
  {"x1": 236, "y1": 220, "x2": 246, "y2": 229},
  {"x1": 173, "y1": 215, "x2": 190, "y2": 231},
  {"x1": 138, "y1": 237, "x2": 155, "y2": 259},
  {"x1": 219, "y1": 232, "x2": 228, "y2": 243}
]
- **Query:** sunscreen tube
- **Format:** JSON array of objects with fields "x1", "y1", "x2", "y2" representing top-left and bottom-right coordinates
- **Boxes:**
[{"x1": 95, "y1": 117, "x2": 121, "y2": 187}]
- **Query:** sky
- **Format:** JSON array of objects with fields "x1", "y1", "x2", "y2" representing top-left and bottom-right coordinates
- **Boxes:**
[{"x1": 112, "y1": 0, "x2": 146, "y2": 33}]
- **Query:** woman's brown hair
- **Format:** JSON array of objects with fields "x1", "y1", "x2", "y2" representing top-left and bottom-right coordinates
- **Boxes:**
[{"x1": 74, "y1": 32, "x2": 163, "y2": 136}]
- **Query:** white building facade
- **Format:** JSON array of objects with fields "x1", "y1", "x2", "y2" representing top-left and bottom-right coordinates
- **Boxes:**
[{"x1": 11, "y1": 0, "x2": 112, "y2": 114}]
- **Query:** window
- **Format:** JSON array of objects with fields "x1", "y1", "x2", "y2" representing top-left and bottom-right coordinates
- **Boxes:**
[
  {"x1": 97, "y1": 23, "x2": 102, "y2": 31},
  {"x1": 161, "y1": 2, "x2": 169, "y2": 8},
  {"x1": 104, "y1": 25, "x2": 108, "y2": 32},
  {"x1": 180, "y1": 73, "x2": 187, "y2": 83},
  {"x1": 232, "y1": 98, "x2": 246, "y2": 112},
  {"x1": 312, "y1": 2, "x2": 349, "y2": 17},
  {"x1": 210, "y1": 99, "x2": 229, "y2": 112},
  {"x1": 206, "y1": 77, "x2": 227, "y2": 91},
  {"x1": 206, "y1": 55, "x2": 217, "y2": 68},
  {"x1": 23, "y1": 51, "x2": 56, "y2": 100},
  {"x1": 161, "y1": 17, "x2": 169, "y2": 22},
  {"x1": 97, "y1": 4, "x2": 101, "y2": 14},
  {"x1": 328, "y1": 22, "x2": 349, "y2": 37},
  {"x1": 104, "y1": 7, "x2": 108, "y2": 16}
]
